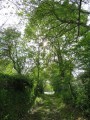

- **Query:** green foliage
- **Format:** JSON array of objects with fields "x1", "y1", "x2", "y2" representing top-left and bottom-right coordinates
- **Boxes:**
[
  {"x1": 2, "y1": 27, "x2": 21, "y2": 41},
  {"x1": 75, "y1": 71, "x2": 90, "y2": 118},
  {"x1": 24, "y1": 0, "x2": 89, "y2": 118},
  {"x1": 44, "y1": 81, "x2": 53, "y2": 92},
  {"x1": 34, "y1": 80, "x2": 44, "y2": 97},
  {"x1": 0, "y1": 0, "x2": 90, "y2": 119},
  {"x1": 0, "y1": 73, "x2": 35, "y2": 120},
  {"x1": 75, "y1": 32, "x2": 90, "y2": 70},
  {"x1": 0, "y1": 27, "x2": 27, "y2": 74}
]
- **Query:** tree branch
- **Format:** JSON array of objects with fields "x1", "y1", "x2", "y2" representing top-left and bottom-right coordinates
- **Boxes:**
[
  {"x1": 77, "y1": 0, "x2": 82, "y2": 37},
  {"x1": 53, "y1": 11, "x2": 89, "y2": 29}
]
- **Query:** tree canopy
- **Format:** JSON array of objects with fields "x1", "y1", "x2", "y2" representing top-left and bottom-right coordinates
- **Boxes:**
[{"x1": 0, "y1": 0, "x2": 90, "y2": 120}]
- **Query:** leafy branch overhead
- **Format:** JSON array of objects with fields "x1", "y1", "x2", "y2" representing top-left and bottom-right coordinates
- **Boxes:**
[{"x1": 26, "y1": 0, "x2": 89, "y2": 38}]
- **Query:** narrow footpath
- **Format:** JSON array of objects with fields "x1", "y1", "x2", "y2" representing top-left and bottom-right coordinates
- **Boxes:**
[{"x1": 26, "y1": 94, "x2": 84, "y2": 120}]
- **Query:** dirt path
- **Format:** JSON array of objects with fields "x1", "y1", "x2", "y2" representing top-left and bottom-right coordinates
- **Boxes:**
[
  {"x1": 28, "y1": 95, "x2": 61, "y2": 120},
  {"x1": 26, "y1": 95, "x2": 85, "y2": 120}
]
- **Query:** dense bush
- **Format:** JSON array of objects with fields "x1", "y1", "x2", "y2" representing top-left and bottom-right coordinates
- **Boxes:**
[{"x1": 0, "y1": 73, "x2": 35, "y2": 120}]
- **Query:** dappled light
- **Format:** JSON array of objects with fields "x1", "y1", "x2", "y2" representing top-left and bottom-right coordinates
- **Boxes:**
[{"x1": 0, "y1": 0, "x2": 90, "y2": 120}]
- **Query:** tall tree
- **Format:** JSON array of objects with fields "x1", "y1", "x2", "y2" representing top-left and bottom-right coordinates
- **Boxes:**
[
  {"x1": 0, "y1": 27, "x2": 26, "y2": 74},
  {"x1": 25, "y1": 0, "x2": 89, "y2": 100}
]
